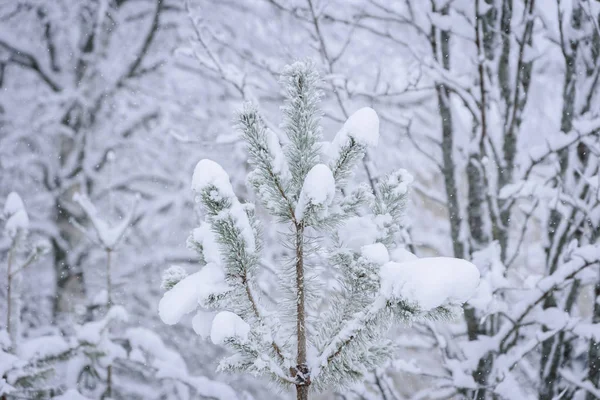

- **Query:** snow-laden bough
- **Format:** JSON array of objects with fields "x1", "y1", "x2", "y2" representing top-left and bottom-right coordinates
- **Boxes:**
[{"x1": 380, "y1": 257, "x2": 481, "y2": 311}]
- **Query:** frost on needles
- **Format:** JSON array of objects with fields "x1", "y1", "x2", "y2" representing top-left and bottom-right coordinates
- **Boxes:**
[{"x1": 158, "y1": 61, "x2": 480, "y2": 397}]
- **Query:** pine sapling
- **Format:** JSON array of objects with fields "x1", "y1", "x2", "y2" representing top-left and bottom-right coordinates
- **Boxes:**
[
  {"x1": 159, "y1": 61, "x2": 480, "y2": 399},
  {"x1": 72, "y1": 192, "x2": 138, "y2": 399}
]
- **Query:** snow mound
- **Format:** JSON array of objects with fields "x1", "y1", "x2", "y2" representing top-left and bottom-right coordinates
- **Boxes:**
[
  {"x1": 192, "y1": 223, "x2": 222, "y2": 264},
  {"x1": 19, "y1": 335, "x2": 70, "y2": 361},
  {"x1": 380, "y1": 257, "x2": 480, "y2": 311},
  {"x1": 192, "y1": 159, "x2": 235, "y2": 199},
  {"x1": 295, "y1": 163, "x2": 336, "y2": 220},
  {"x1": 126, "y1": 327, "x2": 186, "y2": 371},
  {"x1": 196, "y1": 263, "x2": 231, "y2": 307},
  {"x1": 327, "y1": 107, "x2": 380, "y2": 162},
  {"x1": 210, "y1": 311, "x2": 250, "y2": 345},
  {"x1": 159, "y1": 271, "x2": 203, "y2": 325},
  {"x1": 3, "y1": 192, "x2": 29, "y2": 239},
  {"x1": 390, "y1": 247, "x2": 418, "y2": 263},
  {"x1": 361, "y1": 243, "x2": 390, "y2": 265},
  {"x1": 77, "y1": 306, "x2": 128, "y2": 344},
  {"x1": 0, "y1": 349, "x2": 19, "y2": 378},
  {"x1": 266, "y1": 128, "x2": 289, "y2": 177},
  {"x1": 191, "y1": 159, "x2": 256, "y2": 253},
  {"x1": 344, "y1": 107, "x2": 380, "y2": 147},
  {"x1": 3, "y1": 192, "x2": 25, "y2": 216},
  {"x1": 159, "y1": 263, "x2": 230, "y2": 325}
]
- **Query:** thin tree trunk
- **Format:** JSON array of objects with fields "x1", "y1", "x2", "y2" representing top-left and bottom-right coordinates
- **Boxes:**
[
  {"x1": 539, "y1": 5, "x2": 582, "y2": 398},
  {"x1": 6, "y1": 241, "x2": 22, "y2": 354},
  {"x1": 105, "y1": 364, "x2": 112, "y2": 399},
  {"x1": 106, "y1": 249, "x2": 112, "y2": 307},
  {"x1": 431, "y1": 5, "x2": 464, "y2": 261},
  {"x1": 105, "y1": 248, "x2": 113, "y2": 398},
  {"x1": 6, "y1": 244, "x2": 13, "y2": 344},
  {"x1": 588, "y1": 274, "x2": 600, "y2": 399},
  {"x1": 52, "y1": 201, "x2": 86, "y2": 319},
  {"x1": 294, "y1": 223, "x2": 310, "y2": 398},
  {"x1": 296, "y1": 385, "x2": 309, "y2": 400}
]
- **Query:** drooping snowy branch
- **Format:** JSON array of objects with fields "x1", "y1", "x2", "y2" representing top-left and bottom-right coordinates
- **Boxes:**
[{"x1": 72, "y1": 193, "x2": 139, "y2": 251}]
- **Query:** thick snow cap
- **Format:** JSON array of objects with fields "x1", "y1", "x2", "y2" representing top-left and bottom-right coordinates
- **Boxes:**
[
  {"x1": 3, "y1": 192, "x2": 29, "y2": 239},
  {"x1": 192, "y1": 159, "x2": 235, "y2": 199},
  {"x1": 210, "y1": 311, "x2": 250, "y2": 345},
  {"x1": 380, "y1": 257, "x2": 480, "y2": 311},
  {"x1": 344, "y1": 107, "x2": 380, "y2": 147},
  {"x1": 295, "y1": 163, "x2": 336, "y2": 220}
]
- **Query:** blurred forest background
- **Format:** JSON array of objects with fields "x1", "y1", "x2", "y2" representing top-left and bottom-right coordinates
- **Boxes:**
[{"x1": 1, "y1": 0, "x2": 600, "y2": 399}]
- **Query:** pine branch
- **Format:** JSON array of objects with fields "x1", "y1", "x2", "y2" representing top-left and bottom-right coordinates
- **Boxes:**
[
  {"x1": 280, "y1": 61, "x2": 323, "y2": 197},
  {"x1": 192, "y1": 163, "x2": 288, "y2": 367},
  {"x1": 238, "y1": 104, "x2": 295, "y2": 222},
  {"x1": 8, "y1": 244, "x2": 47, "y2": 279}
]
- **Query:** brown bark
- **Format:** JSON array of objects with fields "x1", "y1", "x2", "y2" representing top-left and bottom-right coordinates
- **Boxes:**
[
  {"x1": 296, "y1": 385, "x2": 309, "y2": 400},
  {"x1": 294, "y1": 223, "x2": 310, "y2": 397}
]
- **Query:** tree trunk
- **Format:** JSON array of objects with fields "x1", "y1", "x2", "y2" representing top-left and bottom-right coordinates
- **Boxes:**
[
  {"x1": 539, "y1": 6, "x2": 582, "y2": 398},
  {"x1": 296, "y1": 385, "x2": 309, "y2": 400},
  {"x1": 294, "y1": 223, "x2": 310, "y2": 394},
  {"x1": 106, "y1": 249, "x2": 112, "y2": 307},
  {"x1": 587, "y1": 276, "x2": 600, "y2": 399},
  {"x1": 432, "y1": 8, "x2": 464, "y2": 261},
  {"x1": 6, "y1": 245, "x2": 13, "y2": 329},
  {"x1": 52, "y1": 200, "x2": 86, "y2": 320},
  {"x1": 105, "y1": 248, "x2": 113, "y2": 397}
]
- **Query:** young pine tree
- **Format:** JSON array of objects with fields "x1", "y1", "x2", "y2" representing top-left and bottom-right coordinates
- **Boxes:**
[{"x1": 159, "y1": 61, "x2": 480, "y2": 399}]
